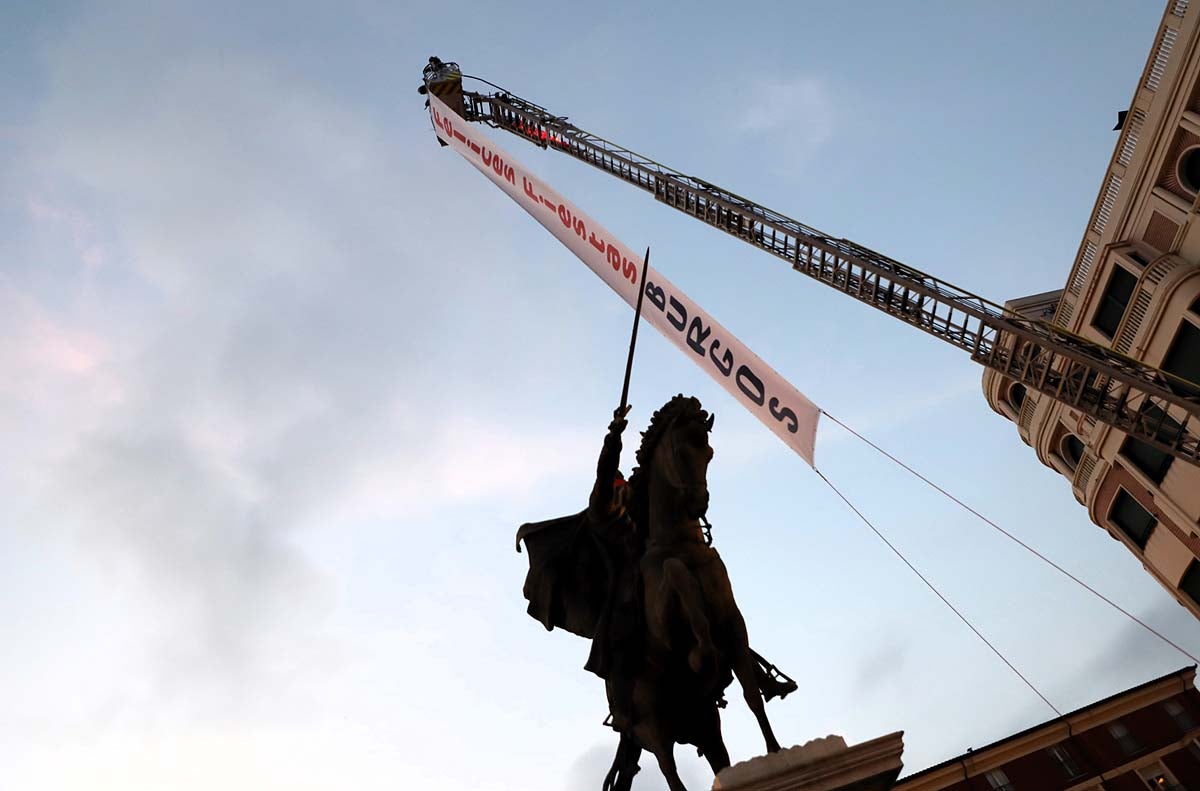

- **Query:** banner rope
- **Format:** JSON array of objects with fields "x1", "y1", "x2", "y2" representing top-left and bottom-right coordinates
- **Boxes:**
[
  {"x1": 819, "y1": 410, "x2": 1200, "y2": 667},
  {"x1": 812, "y1": 466, "x2": 1062, "y2": 716}
]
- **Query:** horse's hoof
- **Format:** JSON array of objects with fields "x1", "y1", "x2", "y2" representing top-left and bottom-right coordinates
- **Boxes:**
[{"x1": 762, "y1": 678, "x2": 798, "y2": 702}]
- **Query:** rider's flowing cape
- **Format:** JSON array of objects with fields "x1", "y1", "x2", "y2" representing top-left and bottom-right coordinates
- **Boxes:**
[{"x1": 515, "y1": 511, "x2": 613, "y2": 640}]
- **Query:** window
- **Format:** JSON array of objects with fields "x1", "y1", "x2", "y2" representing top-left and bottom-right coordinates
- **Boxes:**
[
  {"x1": 1123, "y1": 435, "x2": 1175, "y2": 484},
  {"x1": 1109, "y1": 721, "x2": 1140, "y2": 755},
  {"x1": 1109, "y1": 490, "x2": 1156, "y2": 549},
  {"x1": 1047, "y1": 743, "x2": 1083, "y2": 778},
  {"x1": 1162, "y1": 320, "x2": 1200, "y2": 394},
  {"x1": 1180, "y1": 146, "x2": 1200, "y2": 194},
  {"x1": 1061, "y1": 434, "x2": 1085, "y2": 471},
  {"x1": 985, "y1": 768, "x2": 1015, "y2": 791},
  {"x1": 1139, "y1": 763, "x2": 1180, "y2": 790},
  {"x1": 1008, "y1": 383, "x2": 1027, "y2": 411},
  {"x1": 1093, "y1": 265, "x2": 1138, "y2": 338},
  {"x1": 1121, "y1": 404, "x2": 1177, "y2": 484},
  {"x1": 1164, "y1": 698, "x2": 1196, "y2": 731},
  {"x1": 1181, "y1": 561, "x2": 1200, "y2": 609}
]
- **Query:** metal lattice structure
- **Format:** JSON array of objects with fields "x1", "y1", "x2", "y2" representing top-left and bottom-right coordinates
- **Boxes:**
[{"x1": 432, "y1": 71, "x2": 1200, "y2": 466}]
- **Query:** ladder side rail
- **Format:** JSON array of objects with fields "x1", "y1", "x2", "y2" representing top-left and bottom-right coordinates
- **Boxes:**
[{"x1": 469, "y1": 92, "x2": 1015, "y2": 317}]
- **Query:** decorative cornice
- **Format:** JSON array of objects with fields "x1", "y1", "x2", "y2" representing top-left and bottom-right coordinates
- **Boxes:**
[{"x1": 714, "y1": 733, "x2": 904, "y2": 791}]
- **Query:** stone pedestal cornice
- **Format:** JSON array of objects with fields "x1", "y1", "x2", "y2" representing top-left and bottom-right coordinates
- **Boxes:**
[{"x1": 712, "y1": 732, "x2": 904, "y2": 791}]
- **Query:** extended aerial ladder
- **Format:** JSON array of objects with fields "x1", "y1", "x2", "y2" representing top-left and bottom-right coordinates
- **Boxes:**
[{"x1": 421, "y1": 58, "x2": 1200, "y2": 467}]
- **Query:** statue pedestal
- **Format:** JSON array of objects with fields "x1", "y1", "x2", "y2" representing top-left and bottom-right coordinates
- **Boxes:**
[{"x1": 712, "y1": 732, "x2": 904, "y2": 791}]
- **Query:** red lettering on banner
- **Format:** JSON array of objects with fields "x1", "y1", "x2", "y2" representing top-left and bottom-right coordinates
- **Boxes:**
[
  {"x1": 558, "y1": 205, "x2": 572, "y2": 228},
  {"x1": 607, "y1": 244, "x2": 622, "y2": 272},
  {"x1": 504, "y1": 165, "x2": 515, "y2": 185},
  {"x1": 482, "y1": 148, "x2": 493, "y2": 168},
  {"x1": 623, "y1": 257, "x2": 638, "y2": 284},
  {"x1": 573, "y1": 217, "x2": 586, "y2": 239},
  {"x1": 523, "y1": 177, "x2": 538, "y2": 201},
  {"x1": 540, "y1": 196, "x2": 557, "y2": 212},
  {"x1": 588, "y1": 232, "x2": 606, "y2": 254},
  {"x1": 469, "y1": 142, "x2": 480, "y2": 154},
  {"x1": 493, "y1": 154, "x2": 506, "y2": 179},
  {"x1": 453, "y1": 130, "x2": 466, "y2": 143}
]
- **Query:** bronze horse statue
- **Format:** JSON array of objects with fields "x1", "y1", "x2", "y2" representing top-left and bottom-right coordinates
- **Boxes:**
[{"x1": 517, "y1": 395, "x2": 794, "y2": 791}]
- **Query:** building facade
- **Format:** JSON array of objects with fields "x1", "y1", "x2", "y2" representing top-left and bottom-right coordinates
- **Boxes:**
[
  {"x1": 982, "y1": 0, "x2": 1200, "y2": 619},
  {"x1": 895, "y1": 668, "x2": 1200, "y2": 791}
]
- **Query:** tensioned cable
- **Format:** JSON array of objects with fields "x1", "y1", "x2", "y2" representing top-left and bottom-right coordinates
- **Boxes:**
[
  {"x1": 820, "y1": 410, "x2": 1200, "y2": 666},
  {"x1": 812, "y1": 466, "x2": 1062, "y2": 716}
]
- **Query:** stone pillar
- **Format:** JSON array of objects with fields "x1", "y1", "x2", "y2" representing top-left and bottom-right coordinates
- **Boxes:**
[{"x1": 712, "y1": 733, "x2": 904, "y2": 791}]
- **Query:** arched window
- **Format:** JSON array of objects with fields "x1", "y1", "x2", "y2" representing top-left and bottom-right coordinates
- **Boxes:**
[
  {"x1": 1179, "y1": 146, "x2": 1200, "y2": 195},
  {"x1": 1008, "y1": 383, "x2": 1027, "y2": 411}
]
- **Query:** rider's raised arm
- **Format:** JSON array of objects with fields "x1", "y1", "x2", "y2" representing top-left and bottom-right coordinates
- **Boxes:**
[{"x1": 588, "y1": 410, "x2": 627, "y2": 518}]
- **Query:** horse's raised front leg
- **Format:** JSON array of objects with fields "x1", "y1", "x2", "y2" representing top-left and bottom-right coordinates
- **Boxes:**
[
  {"x1": 658, "y1": 557, "x2": 716, "y2": 678},
  {"x1": 729, "y1": 618, "x2": 782, "y2": 753}
]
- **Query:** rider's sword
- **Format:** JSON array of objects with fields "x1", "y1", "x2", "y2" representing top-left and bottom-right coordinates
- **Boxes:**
[{"x1": 618, "y1": 247, "x2": 651, "y2": 416}]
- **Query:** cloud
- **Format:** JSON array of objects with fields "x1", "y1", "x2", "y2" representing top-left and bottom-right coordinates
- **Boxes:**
[
  {"x1": 1055, "y1": 596, "x2": 1200, "y2": 709},
  {"x1": 59, "y1": 425, "x2": 319, "y2": 689},
  {"x1": 735, "y1": 75, "x2": 836, "y2": 155},
  {"x1": 851, "y1": 635, "x2": 912, "y2": 700},
  {"x1": 819, "y1": 371, "x2": 983, "y2": 447},
  {"x1": 565, "y1": 739, "x2": 713, "y2": 791},
  {"x1": 0, "y1": 285, "x2": 109, "y2": 378},
  {"x1": 566, "y1": 742, "x2": 618, "y2": 788},
  {"x1": 8, "y1": 2, "x2": 597, "y2": 700},
  {"x1": 26, "y1": 196, "x2": 109, "y2": 270}
]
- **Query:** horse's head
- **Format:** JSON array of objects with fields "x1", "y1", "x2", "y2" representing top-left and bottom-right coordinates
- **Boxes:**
[{"x1": 635, "y1": 395, "x2": 714, "y2": 520}]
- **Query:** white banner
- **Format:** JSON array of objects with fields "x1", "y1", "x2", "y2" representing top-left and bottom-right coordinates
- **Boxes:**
[{"x1": 429, "y1": 94, "x2": 820, "y2": 466}]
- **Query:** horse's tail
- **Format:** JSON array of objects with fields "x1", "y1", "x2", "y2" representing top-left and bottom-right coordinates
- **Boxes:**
[{"x1": 602, "y1": 731, "x2": 642, "y2": 791}]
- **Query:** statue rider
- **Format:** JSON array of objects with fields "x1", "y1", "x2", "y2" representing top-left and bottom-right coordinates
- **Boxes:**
[
  {"x1": 514, "y1": 402, "x2": 797, "y2": 741},
  {"x1": 583, "y1": 405, "x2": 643, "y2": 732}
]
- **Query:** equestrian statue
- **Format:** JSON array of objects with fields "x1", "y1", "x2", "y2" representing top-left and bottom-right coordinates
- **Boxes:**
[{"x1": 516, "y1": 395, "x2": 797, "y2": 791}]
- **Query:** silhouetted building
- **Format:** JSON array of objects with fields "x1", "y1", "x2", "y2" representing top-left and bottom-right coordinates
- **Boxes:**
[
  {"x1": 896, "y1": 667, "x2": 1200, "y2": 791},
  {"x1": 983, "y1": 0, "x2": 1200, "y2": 619}
]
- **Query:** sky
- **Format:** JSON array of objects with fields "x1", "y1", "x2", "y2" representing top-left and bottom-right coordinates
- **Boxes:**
[{"x1": 3, "y1": 1, "x2": 1200, "y2": 789}]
